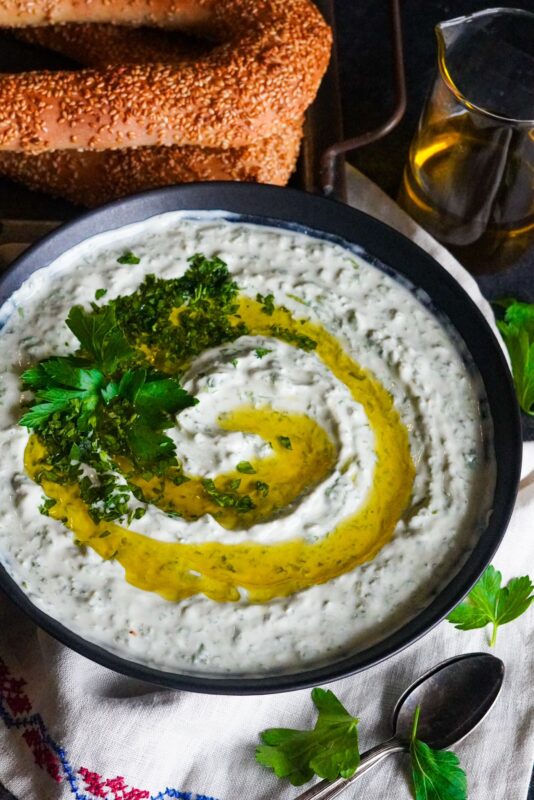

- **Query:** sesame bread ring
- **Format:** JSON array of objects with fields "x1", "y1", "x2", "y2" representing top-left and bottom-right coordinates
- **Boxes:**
[
  {"x1": 0, "y1": 0, "x2": 331, "y2": 153},
  {"x1": 0, "y1": 123, "x2": 303, "y2": 205},
  {"x1": 0, "y1": 23, "x2": 303, "y2": 203}
]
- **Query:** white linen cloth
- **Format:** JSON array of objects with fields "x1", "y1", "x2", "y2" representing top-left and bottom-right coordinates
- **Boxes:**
[{"x1": 0, "y1": 166, "x2": 532, "y2": 800}]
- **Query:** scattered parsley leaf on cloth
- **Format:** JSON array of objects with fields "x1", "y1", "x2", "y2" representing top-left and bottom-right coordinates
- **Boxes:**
[
  {"x1": 447, "y1": 565, "x2": 534, "y2": 646},
  {"x1": 495, "y1": 298, "x2": 534, "y2": 414},
  {"x1": 410, "y1": 706, "x2": 467, "y2": 800},
  {"x1": 255, "y1": 688, "x2": 360, "y2": 786}
]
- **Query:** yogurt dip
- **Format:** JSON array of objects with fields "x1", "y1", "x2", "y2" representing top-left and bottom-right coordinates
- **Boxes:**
[{"x1": 0, "y1": 213, "x2": 495, "y2": 675}]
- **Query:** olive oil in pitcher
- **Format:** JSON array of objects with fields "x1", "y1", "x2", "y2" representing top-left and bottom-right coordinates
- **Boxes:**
[{"x1": 398, "y1": 9, "x2": 534, "y2": 274}]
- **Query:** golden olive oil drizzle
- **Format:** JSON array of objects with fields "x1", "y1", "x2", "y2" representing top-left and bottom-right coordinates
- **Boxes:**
[
  {"x1": 125, "y1": 407, "x2": 337, "y2": 529},
  {"x1": 25, "y1": 297, "x2": 415, "y2": 603}
]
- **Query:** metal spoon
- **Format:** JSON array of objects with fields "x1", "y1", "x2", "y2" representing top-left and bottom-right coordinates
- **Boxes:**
[{"x1": 294, "y1": 652, "x2": 504, "y2": 800}]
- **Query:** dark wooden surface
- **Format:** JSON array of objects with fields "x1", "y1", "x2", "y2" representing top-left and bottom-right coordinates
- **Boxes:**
[{"x1": 0, "y1": 1, "x2": 533, "y2": 797}]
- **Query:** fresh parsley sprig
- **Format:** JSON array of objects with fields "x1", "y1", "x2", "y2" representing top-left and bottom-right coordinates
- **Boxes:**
[
  {"x1": 410, "y1": 706, "x2": 467, "y2": 800},
  {"x1": 494, "y1": 298, "x2": 534, "y2": 415},
  {"x1": 20, "y1": 304, "x2": 197, "y2": 471},
  {"x1": 20, "y1": 302, "x2": 197, "y2": 522},
  {"x1": 447, "y1": 565, "x2": 534, "y2": 646},
  {"x1": 256, "y1": 688, "x2": 360, "y2": 786}
]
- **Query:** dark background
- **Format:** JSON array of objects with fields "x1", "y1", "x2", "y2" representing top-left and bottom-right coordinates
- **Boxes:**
[{"x1": 0, "y1": 1, "x2": 532, "y2": 798}]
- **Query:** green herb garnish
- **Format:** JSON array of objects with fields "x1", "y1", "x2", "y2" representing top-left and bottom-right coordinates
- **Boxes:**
[
  {"x1": 495, "y1": 298, "x2": 534, "y2": 414},
  {"x1": 256, "y1": 292, "x2": 275, "y2": 315},
  {"x1": 21, "y1": 253, "x2": 327, "y2": 526},
  {"x1": 256, "y1": 688, "x2": 360, "y2": 786},
  {"x1": 447, "y1": 564, "x2": 533, "y2": 646},
  {"x1": 410, "y1": 706, "x2": 467, "y2": 800},
  {"x1": 286, "y1": 293, "x2": 309, "y2": 306},
  {"x1": 201, "y1": 478, "x2": 255, "y2": 513},
  {"x1": 255, "y1": 347, "x2": 272, "y2": 359},
  {"x1": 117, "y1": 251, "x2": 141, "y2": 265},
  {"x1": 269, "y1": 324, "x2": 317, "y2": 352},
  {"x1": 20, "y1": 303, "x2": 196, "y2": 522},
  {"x1": 236, "y1": 461, "x2": 256, "y2": 474},
  {"x1": 278, "y1": 435, "x2": 292, "y2": 450},
  {"x1": 39, "y1": 496, "x2": 57, "y2": 516},
  {"x1": 113, "y1": 253, "x2": 248, "y2": 368}
]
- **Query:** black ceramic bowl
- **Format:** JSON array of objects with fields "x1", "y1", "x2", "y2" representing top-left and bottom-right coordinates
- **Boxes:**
[{"x1": 0, "y1": 183, "x2": 522, "y2": 694}]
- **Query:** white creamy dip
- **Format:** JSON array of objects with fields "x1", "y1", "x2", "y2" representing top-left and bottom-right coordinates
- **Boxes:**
[{"x1": 0, "y1": 213, "x2": 495, "y2": 675}]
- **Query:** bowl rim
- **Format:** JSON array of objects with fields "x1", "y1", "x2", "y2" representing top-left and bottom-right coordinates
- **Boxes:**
[{"x1": 0, "y1": 181, "x2": 522, "y2": 694}]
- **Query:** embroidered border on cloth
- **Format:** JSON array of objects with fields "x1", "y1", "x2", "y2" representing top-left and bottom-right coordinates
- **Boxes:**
[{"x1": 0, "y1": 658, "x2": 218, "y2": 800}]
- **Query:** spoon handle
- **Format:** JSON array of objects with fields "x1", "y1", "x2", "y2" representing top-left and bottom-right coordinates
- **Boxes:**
[{"x1": 293, "y1": 739, "x2": 405, "y2": 800}]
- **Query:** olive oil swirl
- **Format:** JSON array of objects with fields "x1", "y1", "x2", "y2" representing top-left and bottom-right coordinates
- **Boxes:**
[{"x1": 25, "y1": 294, "x2": 415, "y2": 604}]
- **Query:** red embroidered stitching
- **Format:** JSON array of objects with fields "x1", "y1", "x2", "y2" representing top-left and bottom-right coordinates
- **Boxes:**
[
  {"x1": 79, "y1": 769, "x2": 149, "y2": 800},
  {"x1": 1, "y1": 657, "x2": 214, "y2": 800},
  {"x1": 0, "y1": 657, "x2": 62, "y2": 782},
  {"x1": 0, "y1": 659, "x2": 32, "y2": 715},
  {"x1": 21, "y1": 728, "x2": 62, "y2": 783},
  {"x1": 78, "y1": 767, "x2": 108, "y2": 798}
]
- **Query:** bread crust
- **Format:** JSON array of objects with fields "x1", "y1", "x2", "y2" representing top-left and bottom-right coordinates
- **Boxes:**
[
  {"x1": 0, "y1": 0, "x2": 331, "y2": 153},
  {"x1": 0, "y1": 127, "x2": 303, "y2": 205},
  {"x1": 0, "y1": 22, "x2": 303, "y2": 203}
]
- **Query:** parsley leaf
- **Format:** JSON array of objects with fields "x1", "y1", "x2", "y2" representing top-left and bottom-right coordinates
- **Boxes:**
[
  {"x1": 495, "y1": 299, "x2": 534, "y2": 414},
  {"x1": 256, "y1": 688, "x2": 360, "y2": 786},
  {"x1": 117, "y1": 251, "x2": 141, "y2": 265},
  {"x1": 126, "y1": 419, "x2": 176, "y2": 468},
  {"x1": 42, "y1": 359, "x2": 104, "y2": 391},
  {"x1": 255, "y1": 480, "x2": 269, "y2": 497},
  {"x1": 20, "y1": 359, "x2": 104, "y2": 429},
  {"x1": 201, "y1": 478, "x2": 255, "y2": 513},
  {"x1": 39, "y1": 496, "x2": 57, "y2": 516},
  {"x1": 447, "y1": 565, "x2": 534, "y2": 646},
  {"x1": 278, "y1": 435, "x2": 292, "y2": 449},
  {"x1": 236, "y1": 460, "x2": 256, "y2": 474},
  {"x1": 20, "y1": 399, "x2": 74, "y2": 428},
  {"x1": 256, "y1": 292, "x2": 275, "y2": 315},
  {"x1": 20, "y1": 364, "x2": 48, "y2": 389},
  {"x1": 410, "y1": 706, "x2": 467, "y2": 800},
  {"x1": 66, "y1": 304, "x2": 135, "y2": 374},
  {"x1": 95, "y1": 288, "x2": 107, "y2": 300},
  {"x1": 135, "y1": 375, "x2": 197, "y2": 417},
  {"x1": 255, "y1": 347, "x2": 272, "y2": 359}
]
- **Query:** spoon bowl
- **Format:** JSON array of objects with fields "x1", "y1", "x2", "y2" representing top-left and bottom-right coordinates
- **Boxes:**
[{"x1": 393, "y1": 652, "x2": 505, "y2": 749}]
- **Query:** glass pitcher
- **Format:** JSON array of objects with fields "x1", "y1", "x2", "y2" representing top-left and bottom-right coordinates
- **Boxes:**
[{"x1": 398, "y1": 8, "x2": 534, "y2": 274}]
